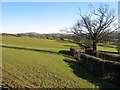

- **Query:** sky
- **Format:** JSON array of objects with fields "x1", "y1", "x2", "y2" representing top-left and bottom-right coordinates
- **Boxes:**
[{"x1": 1, "y1": 1, "x2": 119, "y2": 34}]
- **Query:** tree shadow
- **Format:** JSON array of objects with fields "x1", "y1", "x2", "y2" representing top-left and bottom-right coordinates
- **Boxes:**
[
  {"x1": 63, "y1": 45, "x2": 78, "y2": 48},
  {"x1": 58, "y1": 50, "x2": 75, "y2": 59},
  {"x1": 100, "y1": 50, "x2": 119, "y2": 54},
  {"x1": 1, "y1": 45, "x2": 59, "y2": 55},
  {"x1": 55, "y1": 39, "x2": 74, "y2": 44},
  {"x1": 63, "y1": 59, "x2": 119, "y2": 89},
  {"x1": 1, "y1": 45, "x2": 76, "y2": 59}
]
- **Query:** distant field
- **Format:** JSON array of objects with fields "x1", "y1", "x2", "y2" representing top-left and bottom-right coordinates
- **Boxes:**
[
  {"x1": 2, "y1": 36, "x2": 79, "y2": 52},
  {"x1": 1, "y1": 36, "x2": 118, "y2": 88}
]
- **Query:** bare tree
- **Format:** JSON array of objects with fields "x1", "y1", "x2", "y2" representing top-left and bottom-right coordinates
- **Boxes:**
[
  {"x1": 72, "y1": 35, "x2": 92, "y2": 48},
  {"x1": 71, "y1": 4, "x2": 119, "y2": 52},
  {"x1": 60, "y1": 28, "x2": 72, "y2": 41}
]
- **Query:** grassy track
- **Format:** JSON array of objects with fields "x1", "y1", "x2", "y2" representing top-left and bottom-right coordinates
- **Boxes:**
[{"x1": 1, "y1": 36, "x2": 118, "y2": 88}]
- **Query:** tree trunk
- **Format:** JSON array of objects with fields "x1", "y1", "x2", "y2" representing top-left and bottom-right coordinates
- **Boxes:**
[
  {"x1": 93, "y1": 41, "x2": 97, "y2": 56},
  {"x1": 93, "y1": 41, "x2": 97, "y2": 51}
]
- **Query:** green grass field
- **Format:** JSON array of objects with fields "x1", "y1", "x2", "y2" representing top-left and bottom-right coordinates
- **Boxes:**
[
  {"x1": 97, "y1": 46, "x2": 117, "y2": 52},
  {"x1": 1, "y1": 36, "x2": 118, "y2": 88}
]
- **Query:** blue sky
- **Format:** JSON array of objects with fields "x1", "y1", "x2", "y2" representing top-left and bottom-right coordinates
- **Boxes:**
[{"x1": 2, "y1": 2, "x2": 118, "y2": 34}]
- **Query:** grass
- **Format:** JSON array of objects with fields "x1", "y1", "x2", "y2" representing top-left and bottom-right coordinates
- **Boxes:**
[
  {"x1": 1, "y1": 36, "x2": 118, "y2": 88},
  {"x1": 97, "y1": 46, "x2": 118, "y2": 52},
  {"x1": 2, "y1": 36, "x2": 79, "y2": 52}
]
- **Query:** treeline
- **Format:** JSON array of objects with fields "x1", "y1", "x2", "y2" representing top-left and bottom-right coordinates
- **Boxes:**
[
  {"x1": 1, "y1": 32, "x2": 74, "y2": 40},
  {"x1": 1, "y1": 31, "x2": 119, "y2": 41}
]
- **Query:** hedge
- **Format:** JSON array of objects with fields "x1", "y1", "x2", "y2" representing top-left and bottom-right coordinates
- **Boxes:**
[
  {"x1": 96, "y1": 51, "x2": 120, "y2": 62},
  {"x1": 70, "y1": 47, "x2": 120, "y2": 86}
]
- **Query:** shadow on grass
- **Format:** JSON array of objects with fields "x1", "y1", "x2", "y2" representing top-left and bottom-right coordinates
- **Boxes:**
[
  {"x1": 63, "y1": 45, "x2": 78, "y2": 48},
  {"x1": 55, "y1": 39, "x2": 74, "y2": 44},
  {"x1": 63, "y1": 59, "x2": 119, "y2": 88},
  {"x1": 1, "y1": 45, "x2": 75, "y2": 59},
  {"x1": 1, "y1": 45, "x2": 59, "y2": 55},
  {"x1": 100, "y1": 50, "x2": 119, "y2": 54}
]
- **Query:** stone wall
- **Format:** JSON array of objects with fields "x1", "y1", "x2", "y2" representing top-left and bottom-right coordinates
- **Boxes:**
[
  {"x1": 70, "y1": 48, "x2": 120, "y2": 86},
  {"x1": 96, "y1": 51, "x2": 120, "y2": 62}
]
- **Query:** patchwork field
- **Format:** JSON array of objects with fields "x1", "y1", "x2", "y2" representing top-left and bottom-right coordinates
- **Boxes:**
[{"x1": 1, "y1": 36, "x2": 118, "y2": 88}]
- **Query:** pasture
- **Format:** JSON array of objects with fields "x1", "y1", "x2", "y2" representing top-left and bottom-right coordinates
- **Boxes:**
[
  {"x1": 1, "y1": 36, "x2": 118, "y2": 88},
  {"x1": 97, "y1": 46, "x2": 117, "y2": 53}
]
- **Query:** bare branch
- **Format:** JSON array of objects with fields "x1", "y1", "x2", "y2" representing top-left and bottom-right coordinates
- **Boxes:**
[{"x1": 71, "y1": 4, "x2": 118, "y2": 51}]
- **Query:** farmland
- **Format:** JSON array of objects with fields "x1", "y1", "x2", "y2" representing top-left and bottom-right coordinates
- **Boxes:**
[
  {"x1": 97, "y1": 46, "x2": 117, "y2": 53},
  {"x1": 1, "y1": 36, "x2": 118, "y2": 88}
]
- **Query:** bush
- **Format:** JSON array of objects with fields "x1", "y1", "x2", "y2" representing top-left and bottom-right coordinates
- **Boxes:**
[
  {"x1": 84, "y1": 47, "x2": 93, "y2": 55},
  {"x1": 70, "y1": 47, "x2": 80, "y2": 59}
]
